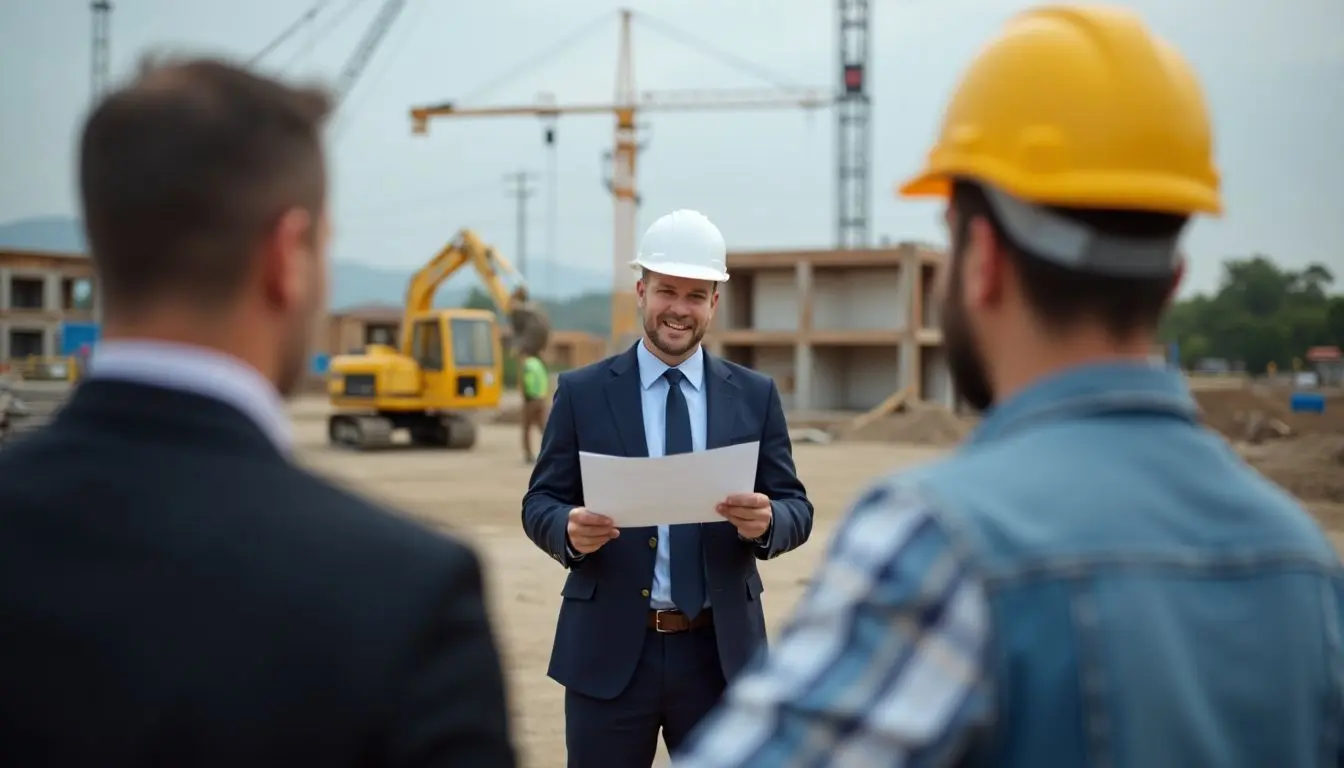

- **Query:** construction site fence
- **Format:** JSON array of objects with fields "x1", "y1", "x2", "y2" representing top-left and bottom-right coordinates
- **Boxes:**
[{"x1": 0, "y1": 356, "x2": 83, "y2": 382}]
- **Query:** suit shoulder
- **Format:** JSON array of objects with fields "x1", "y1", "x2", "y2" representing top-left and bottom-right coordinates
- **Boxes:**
[
  {"x1": 279, "y1": 466, "x2": 480, "y2": 568},
  {"x1": 716, "y1": 357, "x2": 775, "y2": 392},
  {"x1": 557, "y1": 353, "x2": 622, "y2": 387}
]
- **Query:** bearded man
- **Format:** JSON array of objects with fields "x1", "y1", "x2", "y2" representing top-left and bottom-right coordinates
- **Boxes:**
[
  {"x1": 676, "y1": 5, "x2": 1344, "y2": 767},
  {"x1": 521, "y1": 209, "x2": 814, "y2": 768}
]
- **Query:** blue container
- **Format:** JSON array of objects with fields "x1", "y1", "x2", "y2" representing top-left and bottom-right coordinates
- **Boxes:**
[
  {"x1": 310, "y1": 353, "x2": 331, "y2": 375},
  {"x1": 59, "y1": 322, "x2": 101, "y2": 356},
  {"x1": 1289, "y1": 392, "x2": 1326, "y2": 414}
]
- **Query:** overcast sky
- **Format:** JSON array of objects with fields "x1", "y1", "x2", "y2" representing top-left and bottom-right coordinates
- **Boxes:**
[{"x1": 1, "y1": 0, "x2": 1341, "y2": 296}]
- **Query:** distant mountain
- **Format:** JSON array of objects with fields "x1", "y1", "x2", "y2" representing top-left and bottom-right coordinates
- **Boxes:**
[
  {"x1": 0, "y1": 216, "x2": 607, "y2": 307},
  {"x1": 0, "y1": 216, "x2": 87, "y2": 253}
]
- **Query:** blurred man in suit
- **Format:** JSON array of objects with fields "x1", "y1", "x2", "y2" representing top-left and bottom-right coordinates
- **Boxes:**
[
  {"x1": 0, "y1": 57, "x2": 516, "y2": 768},
  {"x1": 522, "y1": 210, "x2": 814, "y2": 767}
]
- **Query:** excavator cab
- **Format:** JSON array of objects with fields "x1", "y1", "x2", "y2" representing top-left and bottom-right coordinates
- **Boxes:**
[
  {"x1": 327, "y1": 309, "x2": 503, "y2": 450},
  {"x1": 326, "y1": 229, "x2": 523, "y2": 452}
]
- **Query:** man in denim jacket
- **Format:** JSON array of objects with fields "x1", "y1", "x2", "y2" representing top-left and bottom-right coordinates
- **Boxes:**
[{"x1": 677, "y1": 6, "x2": 1344, "y2": 767}]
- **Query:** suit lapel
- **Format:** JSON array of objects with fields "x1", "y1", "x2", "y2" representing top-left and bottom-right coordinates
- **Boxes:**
[
  {"x1": 603, "y1": 343, "x2": 649, "y2": 457},
  {"x1": 705, "y1": 352, "x2": 740, "y2": 449}
]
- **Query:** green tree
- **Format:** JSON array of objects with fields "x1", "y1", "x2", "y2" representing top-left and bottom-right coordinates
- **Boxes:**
[{"x1": 1160, "y1": 257, "x2": 1340, "y2": 373}]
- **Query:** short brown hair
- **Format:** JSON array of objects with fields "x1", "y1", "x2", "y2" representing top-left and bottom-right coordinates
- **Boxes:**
[
  {"x1": 79, "y1": 56, "x2": 332, "y2": 315},
  {"x1": 950, "y1": 181, "x2": 1186, "y2": 338}
]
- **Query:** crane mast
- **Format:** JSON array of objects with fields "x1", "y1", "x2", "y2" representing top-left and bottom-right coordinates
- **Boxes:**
[
  {"x1": 836, "y1": 0, "x2": 872, "y2": 249},
  {"x1": 609, "y1": 10, "x2": 640, "y2": 350}
]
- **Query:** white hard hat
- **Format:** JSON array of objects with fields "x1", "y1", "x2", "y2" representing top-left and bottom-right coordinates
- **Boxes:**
[{"x1": 630, "y1": 209, "x2": 730, "y2": 283}]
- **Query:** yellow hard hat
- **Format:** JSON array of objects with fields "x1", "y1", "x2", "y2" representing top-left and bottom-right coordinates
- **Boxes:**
[{"x1": 898, "y1": 5, "x2": 1221, "y2": 215}]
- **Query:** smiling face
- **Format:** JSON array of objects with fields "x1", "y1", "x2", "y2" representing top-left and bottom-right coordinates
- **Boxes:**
[{"x1": 636, "y1": 269, "x2": 718, "y2": 364}]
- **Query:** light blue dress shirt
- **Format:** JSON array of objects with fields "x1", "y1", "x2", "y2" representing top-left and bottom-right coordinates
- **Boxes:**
[
  {"x1": 88, "y1": 339, "x2": 293, "y2": 451},
  {"x1": 634, "y1": 340, "x2": 708, "y2": 610}
]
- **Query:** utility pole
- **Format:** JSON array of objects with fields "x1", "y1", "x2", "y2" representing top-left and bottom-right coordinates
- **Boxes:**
[
  {"x1": 91, "y1": 0, "x2": 112, "y2": 331},
  {"x1": 504, "y1": 170, "x2": 538, "y2": 282}
]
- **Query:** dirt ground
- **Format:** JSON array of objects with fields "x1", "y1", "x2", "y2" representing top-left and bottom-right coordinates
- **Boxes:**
[
  {"x1": 292, "y1": 405, "x2": 945, "y2": 767},
  {"x1": 290, "y1": 385, "x2": 1344, "y2": 768}
]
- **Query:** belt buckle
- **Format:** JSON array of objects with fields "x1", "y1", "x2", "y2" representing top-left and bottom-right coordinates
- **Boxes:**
[{"x1": 653, "y1": 609, "x2": 677, "y2": 633}]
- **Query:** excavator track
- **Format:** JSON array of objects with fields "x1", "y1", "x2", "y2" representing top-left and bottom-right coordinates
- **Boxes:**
[
  {"x1": 442, "y1": 413, "x2": 477, "y2": 450},
  {"x1": 407, "y1": 413, "x2": 477, "y2": 450},
  {"x1": 328, "y1": 414, "x2": 394, "y2": 451}
]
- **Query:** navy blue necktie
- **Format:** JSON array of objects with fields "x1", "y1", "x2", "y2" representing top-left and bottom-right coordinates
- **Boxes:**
[{"x1": 663, "y1": 368, "x2": 706, "y2": 618}]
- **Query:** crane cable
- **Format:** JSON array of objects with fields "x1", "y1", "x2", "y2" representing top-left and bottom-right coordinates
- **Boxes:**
[
  {"x1": 631, "y1": 11, "x2": 806, "y2": 92},
  {"x1": 452, "y1": 12, "x2": 614, "y2": 106}
]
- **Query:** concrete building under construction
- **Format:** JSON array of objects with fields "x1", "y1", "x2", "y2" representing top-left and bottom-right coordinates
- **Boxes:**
[
  {"x1": 0, "y1": 249, "x2": 98, "y2": 361},
  {"x1": 706, "y1": 242, "x2": 953, "y2": 414}
]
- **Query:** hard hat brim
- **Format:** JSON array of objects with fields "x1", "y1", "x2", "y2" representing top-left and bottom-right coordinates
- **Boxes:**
[
  {"x1": 630, "y1": 260, "x2": 729, "y2": 283},
  {"x1": 897, "y1": 166, "x2": 1223, "y2": 216},
  {"x1": 896, "y1": 170, "x2": 951, "y2": 199}
]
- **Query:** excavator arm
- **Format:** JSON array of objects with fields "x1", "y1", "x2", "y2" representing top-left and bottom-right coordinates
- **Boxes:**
[
  {"x1": 400, "y1": 229, "x2": 549, "y2": 355},
  {"x1": 401, "y1": 229, "x2": 523, "y2": 348}
]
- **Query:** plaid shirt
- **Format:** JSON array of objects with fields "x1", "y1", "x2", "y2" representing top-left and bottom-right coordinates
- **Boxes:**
[{"x1": 675, "y1": 480, "x2": 994, "y2": 767}]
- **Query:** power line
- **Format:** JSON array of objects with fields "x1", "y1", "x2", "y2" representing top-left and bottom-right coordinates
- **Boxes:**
[{"x1": 504, "y1": 170, "x2": 539, "y2": 284}]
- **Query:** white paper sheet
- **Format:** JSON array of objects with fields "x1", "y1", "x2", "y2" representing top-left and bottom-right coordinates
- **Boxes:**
[{"x1": 578, "y1": 441, "x2": 760, "y2": 527}]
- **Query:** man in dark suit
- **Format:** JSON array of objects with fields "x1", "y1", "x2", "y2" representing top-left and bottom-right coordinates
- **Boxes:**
[
  {"x1": 0, "y1": 57, "x2": 516, "y2": 767},
  {"x1": 522, "y1": 210, "x2": 815, "y2": 767}
]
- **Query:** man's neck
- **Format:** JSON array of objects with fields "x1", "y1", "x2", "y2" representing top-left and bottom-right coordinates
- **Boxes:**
[
  {"x1": 641, "y1": 336, "x2": 700, "y2": 367},
  {"x1": 101, "y1": 317, "x2": 277, "y2": 387},
  {"x1": 992, "y1": 331, "x2": 1157, "y2": 405}
]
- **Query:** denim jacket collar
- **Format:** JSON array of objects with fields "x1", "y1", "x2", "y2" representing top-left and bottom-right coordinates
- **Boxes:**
[{"x1": 966, "y1": 361, "x2": 1198, "y2": 447}]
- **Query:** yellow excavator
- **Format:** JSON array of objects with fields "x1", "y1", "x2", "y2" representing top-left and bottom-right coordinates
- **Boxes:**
[{"x1": 326, "y1": 229, "x2": 546, "y2": 451}]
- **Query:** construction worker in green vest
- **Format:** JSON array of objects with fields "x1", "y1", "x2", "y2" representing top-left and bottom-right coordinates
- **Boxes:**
[{"x1": 520, "y1": 348, "x2": 550, "y2": 464}]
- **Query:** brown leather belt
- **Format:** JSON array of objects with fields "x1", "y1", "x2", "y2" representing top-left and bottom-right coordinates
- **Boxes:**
[{"x1": 646, "y1": 609, "x2": 712, "y2": 634}]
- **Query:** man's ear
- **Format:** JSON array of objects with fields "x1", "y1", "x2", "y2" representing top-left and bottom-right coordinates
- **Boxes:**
[
  {"x1": 962, "y1": 215, "x2": 1005, "y2": 309},
  {"x1": 1165, "y1": 258, "x2": 1187, "y2": 304},
  {"x1": 261, "y1": 206, "x2": 313, "y2": 311}
]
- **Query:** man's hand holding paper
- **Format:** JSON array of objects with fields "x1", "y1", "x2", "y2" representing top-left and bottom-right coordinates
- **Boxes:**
[
  {"x1": 566, "y1": 508, "x2": 618, "y2": 554},
  {"x1": 716, "y1": 492, "x2": 772, "y2": 541}
]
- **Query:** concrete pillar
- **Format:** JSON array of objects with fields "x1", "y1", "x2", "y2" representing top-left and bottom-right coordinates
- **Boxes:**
[
  {"x1": 794, "y1": 343, "x2": 813, "y2": 412},
  {"x1": 90, "y1": 276, "x2": 103, "y2": 320},
  {"x1": 900, "y1": 340, "x2": 919, "y2": 399},
  {"x1": 899, "y1": 250, "x2": 924, "y2": 398},
  {"x1": 44, "y1": 273, "x2": 62, "y2": 312},
  {"x1": 0, "y1": 321, "x2": 8, "y2": 360},
  {"x1": 43, "y1": 324, "x2": 59, "y2": 357},
  {"x1": 0, "y1": 267, "x2": 10, "y2": 311},
  {"x1": 795, "y1": 260, "x2": 813, "y2": 333}
]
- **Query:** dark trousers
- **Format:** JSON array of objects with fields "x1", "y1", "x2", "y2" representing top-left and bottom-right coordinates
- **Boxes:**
[{"x1": 564, "y1": 624, "x2": 726, "y2": 767}]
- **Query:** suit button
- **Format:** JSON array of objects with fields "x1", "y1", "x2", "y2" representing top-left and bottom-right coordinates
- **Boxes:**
[
  {"x1": 648, "y1": 536, "x2": 657, "y2": 549},
  {"x1": 640, "y1": 589, "x2": 650, "y2": 598}
]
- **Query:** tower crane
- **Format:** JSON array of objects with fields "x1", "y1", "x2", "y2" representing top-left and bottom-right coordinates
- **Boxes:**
[{"x1": 408, "y1": 9, "x2": 833, "y2": 351}]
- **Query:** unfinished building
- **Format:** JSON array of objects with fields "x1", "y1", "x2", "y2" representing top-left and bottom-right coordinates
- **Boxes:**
[
  {"x1": 705, "y1": 242, "x2": 953, "y2": 415},
  {"x1": 0, "y1": 249, "x2": 98, "y2": 362}
]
